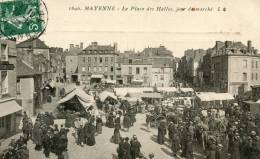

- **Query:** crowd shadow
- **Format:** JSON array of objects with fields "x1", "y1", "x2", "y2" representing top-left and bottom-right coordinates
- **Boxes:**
[
  {"x1": 160, "y1": 147, "x2": 173, "y2": 157},
  {"x1": 140, "y1": 127, "x2": 151, "y2": 132},
  {"x1": 150, "y1": 135, "x2": 158, "y2": 143}
]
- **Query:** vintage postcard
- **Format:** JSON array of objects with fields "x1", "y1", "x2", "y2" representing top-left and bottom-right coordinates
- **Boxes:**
[{"x1": 0, "y1": 0, "x2": 260, "y2": 158}]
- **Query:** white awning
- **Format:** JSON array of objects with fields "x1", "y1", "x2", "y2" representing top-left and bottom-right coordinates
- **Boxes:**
[
  {"x1": 132, "y1": 79, "x2": 144, "y2": 83},
  {"x1": 0, "y1": 99, "x2": 22, "y2": 117},
  {"x1": 180, "y1": 87, "x2": 194, "y2": 92},
  {"x1": 157, "y1": 87, "x2": 178, "y2": 92},
  {"x1": 91, "y1": 74, "x2": 103, "y2": 79}
]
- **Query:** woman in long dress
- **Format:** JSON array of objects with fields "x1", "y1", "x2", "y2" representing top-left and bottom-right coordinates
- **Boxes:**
[
  {"x1": 96, "y1": 116, "x2": 103, "y2": 134},
  {"x1": 113, "y1": 127, "x2": 121, "y2": 144}
]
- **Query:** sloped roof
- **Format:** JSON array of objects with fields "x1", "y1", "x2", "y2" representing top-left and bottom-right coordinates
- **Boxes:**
[
  {"x1": 142, "y1": 46, "x2": 173, "y2": 57},
  {"x1": 17, "y1": 59, "x2": 41, "y2": 77},
  {"x1": 17, "y1": 38, "x2": 49, "y2": 49},
  {"x1": 84, "y1": 45, "x2": 115, "y2": 51}
]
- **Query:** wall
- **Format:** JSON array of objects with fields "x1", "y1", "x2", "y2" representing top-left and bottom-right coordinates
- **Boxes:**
[
  {"x1": 122, "y1": 64, "x2": 152, "y2": 86},
  {"x1": 151, "y1": 67, "x2": 173, "y2": 87},
  {"x1": 65, "y1": 55, "x2": 78, "y2": 80},
  {"x1": 19, "y1": 78, "x2": 34, "y2": 115},
  {"x1": 78, "y1": 54, "x2": 117, "y2": 81}
]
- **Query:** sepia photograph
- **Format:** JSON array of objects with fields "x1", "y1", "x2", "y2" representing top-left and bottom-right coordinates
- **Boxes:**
[{"x1": 0, "y1": 0, "x2": 260, "y2": 158}]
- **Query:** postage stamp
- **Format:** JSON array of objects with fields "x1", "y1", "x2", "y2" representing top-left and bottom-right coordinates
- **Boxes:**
[{"x1": 0, "y1": 0, "x2": 48, "y2": 40}]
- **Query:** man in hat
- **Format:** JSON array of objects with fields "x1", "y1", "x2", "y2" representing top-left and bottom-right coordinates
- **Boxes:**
[
  {"x1": 157, "y1": 121, "x2": 167, "y2": 145},
  {"x1": 77, "y1": 124, "x2": 85, "y2": 146},
  {"x1": 215, "y1": 144, "x2": 224, "y2": 159},
  {"x1": 121, "y1": 137, "x2": 131, "y2": 159},
  {"x1": 230, "y1": 133, "x2": 241, "y2": 159},
  {"x1": 130, "y1": 135, "x2": 142, "y2": 159},
  {"x1": 206, "y1": 136, "x2": 217, "y2": 159}
]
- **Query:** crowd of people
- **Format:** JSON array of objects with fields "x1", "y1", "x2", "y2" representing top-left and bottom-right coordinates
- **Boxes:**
[{"x1": 149, "y1": 100, "x2": 260, "y2": 159}]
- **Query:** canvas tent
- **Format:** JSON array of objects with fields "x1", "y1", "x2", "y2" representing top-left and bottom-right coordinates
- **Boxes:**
[
  {"x1": 99, "y1": 91, "x2": 118, "y2": 102},
  {"x1": 58, "y1": 88, "x2": 95, "y2": 113}
]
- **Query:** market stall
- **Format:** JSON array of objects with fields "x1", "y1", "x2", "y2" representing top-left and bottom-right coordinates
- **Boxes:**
[{"x1": 57, "y1": 88, "x2": 95, "y2": 116}]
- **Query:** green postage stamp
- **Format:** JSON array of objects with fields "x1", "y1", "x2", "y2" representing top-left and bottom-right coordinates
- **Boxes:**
[{"x1": 0, "y1": 0, "x2": 47, "y2": 38}]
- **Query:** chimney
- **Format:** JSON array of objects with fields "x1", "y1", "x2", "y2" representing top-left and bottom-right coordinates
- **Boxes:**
[
  {"x1": 114, "y1": 42, "x2": 118, "y2": 51},
  {"x1": 91, "y1": 42, "x2": 98, "y2": 46},
  {"x1": 247, "y1": 40, "x2": 252, "y2": 52},
  {"x1": 216, "y1": 41, "x2": 222, "y2": 50},
  {"x1": 69, "y1": 44, "x2": 74, "y2": 49},
  {"x1": 80, "y1": 42, "x2": 83, "y2": 49},
  {"x1": 225, "y1": 41, "x2": 232, "y2": 48}
]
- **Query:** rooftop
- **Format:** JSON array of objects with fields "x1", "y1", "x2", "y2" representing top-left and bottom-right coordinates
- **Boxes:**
[{"x1": 17, "y1": 38, "x2": 49, "y2": 49}]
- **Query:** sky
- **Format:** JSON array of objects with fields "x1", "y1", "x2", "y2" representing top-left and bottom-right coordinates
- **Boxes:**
[{"x1": 38, "y1": 0, "x2": 260, "y2": 57}]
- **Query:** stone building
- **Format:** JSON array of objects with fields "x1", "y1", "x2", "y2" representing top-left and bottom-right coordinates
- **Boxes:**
[
  {"x1": 78, "y1": 42, "x2": 118, "y2": 84},
  {"x1": 0, "y1": 39, "x2": 22, "y2": 138},
  {"x1": 65, "y1": 43, "x2": 83, "y2": 83},
  {"x1": 211, "y1": 40, "x2": 260, "y2": 95}
]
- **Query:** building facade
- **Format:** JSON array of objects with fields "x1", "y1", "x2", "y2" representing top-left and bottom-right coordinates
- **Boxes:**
[
  {"x1": 65, "y1": 43, "x2": 83, "y2": 83},
  {"x1": 211, "y1": 40, "x2": 260, "y2": 95},
  {"x1": 78, "y1": 42, "x2": 118, "y2": 84},
  {"x1": 0, "y1": 39, "x2": 22, "y2": 138}
]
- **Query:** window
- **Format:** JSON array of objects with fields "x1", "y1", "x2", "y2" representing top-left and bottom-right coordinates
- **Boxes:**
[
  {"x1": 252, "y1": 73, "x2": 254, "y2": 81},
  {"x1": 110, "y1": 75, "x2": 114, "y2": 80},
  {"x1": 160, "y1": 68, "x2": 164, "y2": 73},
  {"x1": 111, "y1": 66, "x2": 114, "y2": 72},
  {"x1": 256, "y1": 61, "x2": 258, "y2": 68},
  {"x1": 82, "y1": 67, "x2": 86, "y2": 72},
  {"x1": 94, "y1": 57, "x2": 97, "y2": 62},
  {"x1": 1, "y1": 71, "x2": 8, "y2": 95},
  {"x1": 99, "y1": 67, "x2": 102, "y2": 72},
  {"x1": 111, "y1": 57, "x2": 114, "y2": 63},
  {"x1": 94, "y1": 67, "x2": 97, "y2": 72},
  {"x1": 160, "y1": 75, "x2": 164, "y2": 80},
  {"x1": 129, "y1": 59, "x2": 132, "y2": 64},
  {"x1": 252, "y1": 61, "x2": 254, "y2": 68},
  {"x1": 0, "y1": 44, "x2": 8, "y2": 61},
  {"x1": 82, "y1": 57, "x2": 85, "y2": 63},
  {"x1": 242, "y1": 73, "x2": 247, "y2": 81},
  {"x1": 105, "y1": 66, "x2": 108, "y2": 72},
  {"x1": 100, "y1": 57, "x2": 102, "y2": 63},
  {"x1": 136, "y1": 67, "x2": 140, "y2": 74},
  {"x1": 87, "y1": 67, "x2": 90, "y2": 72},
  {"x1": 105, "y1": 57, "x2": 108, "y2": 63},
  {"x1": 243, "y1": 60, "x2": 247, "y2": 68},
  {"x1": 88, "y1": 57, "x2": 91, "y2": 63},
  {"x1": 128, "y1": 67, "x2": 132, "y2": 74},
  {"x1": 256, "y1": 73, "x2": 258, "y2": 80},
  {"x1": 144, "y1": 67, "x2": 147, "y2": 74},
  {"x1": 17, "y1": 79, "x2": 21, "y2": 94},
  {"x1": 0, "y1": 117, "x2": 5, "y2": 128}
]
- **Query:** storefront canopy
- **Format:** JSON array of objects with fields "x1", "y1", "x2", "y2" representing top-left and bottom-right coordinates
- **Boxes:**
[
  {"x1": 132, "y1": 79, "x2": 144, "y2": 83},
  {"x1": 141, "y1": 92, "x2": 163, "y2": 99},
  {"x1": 91, "y1": 74, "x2": 103, "y2": 79},
  {"x1": 114, "y1": 87, "x2": 153, "y2": 97},
  {"x1": 196, "y1": 92, "x2": 234, "y2": 102},
  {"x1": 157, "y1": 87, "x2": 178, "y2": 92},
  {"x1": 180, "y1": 88, "x2": 194, "y2": 93},
  {"x1": 99, "y1": 91, "x2": 118, "y2": 102},
  {"x1": 102, "y1": 79, "x2": 116, "y2": 84},
  {"x1": 0, "y1": 99, "x2": 22, "y2": 117}
]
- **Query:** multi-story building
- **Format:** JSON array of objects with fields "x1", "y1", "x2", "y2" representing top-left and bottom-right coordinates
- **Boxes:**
[
  {"x1": 120, "y1": 45, "x2": 175, "y2": 87},
  {"x1": 78, "y1": 42, "x2": 118, "y2": 84},
  {"x1": 17, "y1": 38, "x2": 52, "y2": 82},
  {"x1": 211, "y1": 40, "x2": 260, "y2": 95},
  {"x1": 0, "y1": 39, "x2": 22, "y2": 138},
  {"x1": 50, "y1": 47, "x2": 65, "y2": 82},
  {"x1": 121, "y1": 51, "x2": 152, "y2": 86},
  {"x1": 184, "y1": 49, "x2": 206, "y2": 86},
  {"x1": 65, "y1": 43, "x2": 83, "y2": 83}
]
